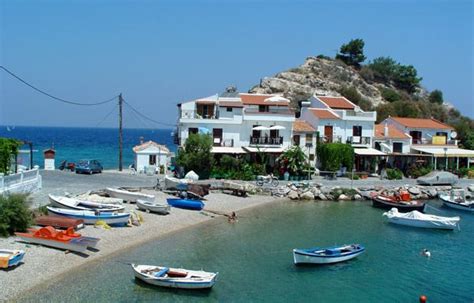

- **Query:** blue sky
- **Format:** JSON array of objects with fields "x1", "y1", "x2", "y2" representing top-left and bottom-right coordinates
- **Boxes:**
[{"x1": 0, "y1": 0, "x2": 472, "y2": 128}]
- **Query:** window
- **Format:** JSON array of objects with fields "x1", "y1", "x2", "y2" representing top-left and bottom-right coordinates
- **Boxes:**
[
  {"x1": 305, "y1": 133, "x2": 313, "y2": 143},
  {"x1": 258, "y1": 105, "x2": 269, "y2": 112},
  {"x1": 353, "y1": 126, "x2": 362, "y2": 136},
  {"x1": 252, "y1": 125, "x2": 261, "y2": 138},
  {"x1": 293, "y1": 135, "x2": 300, "y2": 146},
  {"x1": 189, "y1": 128, "x2": 198, "y2": 135},
  {"x1": 393, "y1": 142, "x2": 403, "y2": 153},
  {"x1": 409, "y1": 131, "x2": 422, "y2": 144},
  {"x1": 309, "y1": 154, "x2": 315, "y2": 161},
  {"x1": 375, "y1": 142, "x2": 381, "y2": 151},
  {"x1": 149, "y1": 155, "x2": 157, "y2": 165},
  {"x1": 226, "y1": 107, "x2": 232, "y2": 112}
]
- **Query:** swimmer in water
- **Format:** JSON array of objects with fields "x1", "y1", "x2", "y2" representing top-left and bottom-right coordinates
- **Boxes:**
[{"x1": 421, "y1": 248, "x2": 431, "y2": 258}]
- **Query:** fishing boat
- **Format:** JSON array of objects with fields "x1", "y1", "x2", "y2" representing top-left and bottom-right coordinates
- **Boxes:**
[
  {"x1": 167, "y1": 198, "x2": 204, "y2": 211},
  {"x1": 131, "y1": 264, "x2": 218, "y2": 289},
  {"x1": 136, "y1": 199, "x2": 170, "y2": 215},
  {"x1": 105, "y1": 188, "x2": 155, "y2": 203},
  {"x1": 164, "y1": 175, "x2": 192, "y2": 190},
  {"x1": 439, "y1": 190, "x2": 474, "y2": 212},
  {"x1": 35, "y1": 215, "x2": 85, "y2": 230},
  {"x1": 15, "y1": 226, "x2": 100, "y2": 253},
  {"x1": 49, "y1": 195, "x2": 125, "y2": 212},
  {"x1": 372, "y1": 194, "x2": 425, "y2": 212},
  {"x1": 47, "y1": 207, "x2": 130, "y2": 226},
  {"x1": 0, "y1": 249, "x2": 25, "y2": 269},
  {"x1": 382, "y1": 208, "x2": 460, "y2": 230},
  {"x1": 293, "y1": 244, "x2": 365, "y2": 265}
]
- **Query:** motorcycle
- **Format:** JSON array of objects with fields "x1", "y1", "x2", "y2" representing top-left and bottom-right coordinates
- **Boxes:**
[{"x1": 256, "y1": 174, "x2": 279, "y2": 187}]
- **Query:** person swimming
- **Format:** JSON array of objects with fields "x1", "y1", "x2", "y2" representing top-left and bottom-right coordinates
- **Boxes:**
[
  {"x1": 421, "y1": 248, "x2": 431, "y2": 258},
  {"x1": 228, "y1": 211, "x2": 238, "y2": 223}
]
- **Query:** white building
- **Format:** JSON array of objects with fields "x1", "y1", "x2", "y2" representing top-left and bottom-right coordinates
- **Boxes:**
[
  {"x1": 292, "y1": 119, "x2": 317, "y2": 167},
  {"x1": 133, "y1": 141, "x2": 170, "y2": 174}
]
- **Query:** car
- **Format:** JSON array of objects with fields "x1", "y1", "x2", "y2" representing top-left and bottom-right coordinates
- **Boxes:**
[
  {"x1": 416, "y1": 170, "x2": 458, "y2": 186},
  {"x1": 75, "y1": 160, "x2": 103, "y2": 175}
]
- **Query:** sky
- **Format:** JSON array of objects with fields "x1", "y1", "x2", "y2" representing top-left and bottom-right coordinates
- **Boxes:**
[{"x1": 0, "y1": 0, "x2": 473, "y2": 128}]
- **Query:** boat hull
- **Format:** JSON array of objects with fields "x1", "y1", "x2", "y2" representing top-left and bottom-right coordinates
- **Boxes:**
[
  {"x1": 47, "y1": 207, "x2": 130, "y2": 226},
  {"x1": 15, "y1": 235, "x2": 89, "y2": 253},
  {"x1": 167, "y1": 198, "x2": 204, "y2": 211},
  {"x1": 372, "y1": 196, "x2": 425, "y2": 212},
  {"x1": 105, "y1": 188, "x2": 154, "y2": 203},
  {"x1": 136, "y1": 200, "x2": 170, "y2": 214},
  {"x1": 386, "y1": 217, "x2": 459, "y2": 230},
  {"x1": 293, "y1": 248, "x2": 364, "y2": 264},
  {"x1": 49, "y1": 195, "x2": 124, "y2": 213},
  {"x1": 0, "y1": 250, "x2": 25, "y2": 268},
  {"x1": 132, "y1": 265, "x2": 217, "y2": 289},
  {"x1": 439, "y1": 195, "x2": 474, "y2": 212}
]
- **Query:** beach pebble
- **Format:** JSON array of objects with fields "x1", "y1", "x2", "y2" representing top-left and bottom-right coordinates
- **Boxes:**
[
  {"x1": 300, "y1": 191, "x2": 314, "y2": 200},
  {"x1": 310, "y1": 187, "x2": 321, "y2": 196},
  {"x1": 408, "y1": 187, "x2": 421, "y2": 195},
  {"x1": 288, "y1": 190, "x2": 299, "y2": 200},
  {"x1": 338, "y1": 194, "x2": 350, "y2": 201},
  {"x1": 467, "y1": 185, "x2": 474, "y2": 192},
  {"x1": 321, "y1": 186, "x2": 332, "y2": 194},
  {"x1": 353, "y1": 194, "x2": 362, "y2": 200},
  {"x1": 318, "y1": 193, "x2": 327, "y2": 200}
]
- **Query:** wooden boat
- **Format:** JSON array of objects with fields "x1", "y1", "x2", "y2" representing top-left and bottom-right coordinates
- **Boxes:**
[
  {"x1": 383, "y1": 208, "x2": 460, "y2": 230},
  {"x1": 0, "y1": 249, "x2": 25, "y2": 269},
  {"x1": 136, "y1": 199, "x2": 170, "y2": 215},
  {"x1": 105, "y1": 188, "x2": 155, "y2": 203},
  {"x1": 293, "y1": 244, "x2": 365, "y2": 265},
  {"x1": 47, "y1": 207, "x2": 130, "y2": 226},
  {"x1": 439, "y1": 190, "x2": 474, "y2": 212},
  {"x1": 75, "y1": 193, "x2": 123, "y2": 205},
  {"x1": 49, "y1": 195, "x2": 125, "y2": 212},
  {"x1": 164, "y1": 175, "x2": 192, "y2": 190},
  {"x1": 167, "y1": 198, "x2": 204, "y2": 211},
  {"x1": 372, "y1": 194, "x2": 425, "y2": 212},
  {"x1": 15, "y1": 226, "x2": 100, "y2": 253},
  {"x1": 35, "y1": 215, "x2": 85, "y2": 230},
  {"x1": 131, "y1": 264, "x2": 218, "y2": 289}
]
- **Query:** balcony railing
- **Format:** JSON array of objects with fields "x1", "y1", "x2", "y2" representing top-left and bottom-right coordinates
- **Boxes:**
[
  {"x1": 346, "y1": 136, "x2": 371, "y2": 145},
  {"x1": 412, "y1": 138, "x2": 458, "y2": 145},
  {"x1": 318, "y1": 136, "x2": 342, "y2": 143},
  {"x1": 250, "y1": 136, "x2": 283, "y2": 145},
  {"x1": 244, "y1": 108, "x2": 294, "y2": 115},
  {"x1": 180, "y1": 110, "x2": 218, "y2": 119}
]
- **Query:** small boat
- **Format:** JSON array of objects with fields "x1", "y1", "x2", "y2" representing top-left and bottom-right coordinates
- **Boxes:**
[
  {"x1": 0, "y1": 249, "x2": 25, "y2": 269},
  {"x1": 293, "y1": 244, "x2": 365, "y2": 265},
  {"x1": 35, "y1": 215, "x2": 85, "y2": 230},
  {"x1": 16, "y1": 226, "x2": 99, "y2": 253},
  {"x1": 164, "y1": 175, "x2": 192, "y2": 190},
  {"x1": 167, "y1": 198, "x2": 204, "y2": 211},
  {"x1": 382, "y1": 208, "x2": 460, "y2": 230},
  {"x1": 105, "y1": 188, "x2": 155, "y2": 203},
  {"x1": 131, "y1": 264, "x2": 218, "y2": 289},
  {"x1": 47, "y1": 207, "x2": 130, "y2": 226},
  {"x1": 372, "y1": 194, "x2": 425, "y2": 212},
  {"x1": 75, "y1": 193, "x2": 123, "y2": 205},
  {"x1": 137, "y1": 199, "x2": 170, "y2": 215},
  {"x1": 49, "y1": 195, "x2": 125, "y2": 212},
  {"x1": 439, "y1": 190, "x2": 474, "y2": 212}
]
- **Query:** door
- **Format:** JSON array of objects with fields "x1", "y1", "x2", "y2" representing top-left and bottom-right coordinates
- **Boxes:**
[
  {"x1": 270, "y1": 129, "x2": 279, "y2": 144},
  {"x1": 324, "y1": 125, "x2": 333, "y2": 143},
  {"x1": 213, "y1": 128, "x2": 223, "y2": 146},
  {"x1": 409, "y1": 131, "x2": 422, "y2": 144},
  {"x1": 352, "y1": 126, "x2": 362, "y2": 143}
]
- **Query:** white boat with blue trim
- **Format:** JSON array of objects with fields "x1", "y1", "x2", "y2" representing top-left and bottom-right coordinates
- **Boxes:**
[
  {"x1": 293, "y1": 244, "x2": 365, "y2": 264},
  {"x1": 47, "y1": 206, "x2": 130, "y2": 226},
  {"x1": 439, "y1": 190, "x2": 474, "y2": 212},
  {"x1": 105, "y1": 188, "x2": 155, "y2": 203},
  {"x1": 383, "y1": 208, "x2": 460, "y2": 230},
  {"x1": 0, "y1": 249, "x2": 25, "y2": 269},
  {"x1": 131, "y1": 264, "x2": 218, "y2": 289},
  {"x1": 49, "y1": 195, "x2": 125, "y2": 212}
]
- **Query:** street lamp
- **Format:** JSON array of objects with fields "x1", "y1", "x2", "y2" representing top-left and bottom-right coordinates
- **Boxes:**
[{"x1": 443, "y1": 147, "x2": 448, "y2": 171}]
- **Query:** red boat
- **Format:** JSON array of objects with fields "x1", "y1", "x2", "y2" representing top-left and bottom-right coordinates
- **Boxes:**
[{"x1": 371, "y1": 191, "x2": 425, "y2": 213}]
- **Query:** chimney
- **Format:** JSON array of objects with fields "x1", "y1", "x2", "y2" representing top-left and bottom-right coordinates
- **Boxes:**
[{"x1": 384, "y1": 122, "x2": 389, "y2": 137}]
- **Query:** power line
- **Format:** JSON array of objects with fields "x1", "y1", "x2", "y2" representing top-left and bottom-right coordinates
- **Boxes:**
[
  {"x1": 95, "y1": 104, "x2": 118, "y2": 127},
  {"x1": 0, "y1": 66, "x2": 118, "y2": 106},
  {"x1": 123, "y1": 99, "x2": 175, "y2": 127}
]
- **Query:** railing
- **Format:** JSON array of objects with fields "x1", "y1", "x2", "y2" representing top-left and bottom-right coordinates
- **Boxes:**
[
  {"x1": 180, "y1": 110, "x2": 218, "y2": 119},
  {"x1": 250, "y1": 136, "x2": 283, "y2": 145},
  {"x1": 346, "y1": 136, "x2": 371, "y2": 145},
  {"x1": 412, "y1": 138, "x2": 458, "y2": 145},
  {"x1": 332, "y1": 110, "x2": 377, "y2": 119},
  {"x1": 0, "y1": 166, "x2": 42, "y2": 195},
  {"x1": 318, "y1": 136, "x2": 342, "y2": 143},
  {"x1": 214, "y1": 138, "x2": 234, "y2": 147},
  {"x1": 244, "y1": 108, "x2": 294, "y2": 115}
]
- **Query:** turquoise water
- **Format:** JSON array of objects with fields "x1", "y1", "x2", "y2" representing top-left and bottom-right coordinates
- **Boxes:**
[{"x1": 19, "y1": 200, "x2": 473, "y2": 302}]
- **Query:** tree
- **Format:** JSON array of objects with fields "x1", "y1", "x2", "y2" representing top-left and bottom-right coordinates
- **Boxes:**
[
  {"x1": 176, "y1": 133, "x2": 214, "y2": 179},
  {"x1": 316, "y1": 143, "x2": 354, "y2": 171},
  {"x1": 335, "y1": 38, "x2": 366, "y2": 67},
  {"x1": 368, "y1": 57, "x2": 399, "y2": 83},
  {"x1": 277, "y1": 146, "x2": 308, "y2": 176},
  {"x1": 429, "y1": 90, "x2": 443, "y2": 104},
  {"x1": 393, "y1": 64, "x2": 422, "y2": 93},
  {"x1": 0, "y1": 138, "x2": 21, "y2": 174},
  {"x1": 381, "y1": 88, "x2": 401, "y2": 102}
]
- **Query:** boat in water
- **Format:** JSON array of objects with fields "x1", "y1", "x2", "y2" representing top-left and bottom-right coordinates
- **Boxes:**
[
  {"x1": 47, "y1": 206, "x2": 130, "y2": 226},
  {"x1": 439, "y1": 190, "x2": 474, "y2": 212},
  {"x1": 0, "y1": 249, "x2": 25, "y2": 269},
  {"x1": 137, "y1": 199, "x2": 170, "y2": 215},
  {"x1": 131, "y1": 264, "x2": 218, "y2": 289},
  {"x1": 372, "y1": 193, "x2": 425, "y2": 212},
  {"x1": 105, "y1": 188, "x2": 155, "y2": 203},
  {"x1": 166, "y1": 198, "x2": 204, "y2": 211},
  {"x1": 382, "y1": 208, "x2": 460, "y2": 230},
  {"x1": 293, "y1": 244, "x2": 365, "y2": 265},
  {"x1": 49, "y1": 195, "x2": 125, "y2": 212},
  {"x1": 16, "y1": 226, "x2": 99, "y2": 253}
]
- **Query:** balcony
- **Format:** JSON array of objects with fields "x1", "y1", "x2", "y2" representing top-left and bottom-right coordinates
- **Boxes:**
[
  {"x1": 249, "y1": 136, "x2": 283, "y2": 145},
  {"x1": 318, "y1": 136, "x2": 343, "y2": 143},
  {"x1": 332, "y1": 110, "x2": 377, "y2": 121},
  {"x1": 244, "y1": 108, "x2": 294, "y2": 116},
  {"x1": 346, "y1": 136, "x2": 371, "y2": 145},
  {"x1": 412, "y1": 138, "x2": 458, "y2": 145},
  {"x1": 180, "y1": 110, "x2": 218, "y2": 119}
]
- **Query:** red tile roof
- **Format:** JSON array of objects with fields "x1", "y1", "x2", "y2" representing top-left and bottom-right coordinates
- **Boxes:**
[
  {"x1": 309, "y1": 108, "x2": 340, "y2": 120},
  {"x1": 293, "y1": 119, "x2": 315, "y2": 133},
  {"x1": 374, "y1": 124, "x2": 411, "y2": 139},
  {"x1": 317, "y1": 96, "x2": 355, "y2": 110},
  {"x1": 390, "y1": 117, "x2": 453, "y2": 130},
  {"x1": 239, "y1": 93, "x2": 290, "y2": 106},
  {"x1": 133, "y1": 141, "x2": 170, "y2": 153}
]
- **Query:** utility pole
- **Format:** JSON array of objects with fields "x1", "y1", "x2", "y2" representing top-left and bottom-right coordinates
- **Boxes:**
[{"x1": 118, "y1": 93, "x2": 123, "y2": 171}]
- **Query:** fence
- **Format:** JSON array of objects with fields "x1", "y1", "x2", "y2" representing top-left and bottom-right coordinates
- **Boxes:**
[{"x1": 0, "y1": 166, "x2": 42, "y2": 195}]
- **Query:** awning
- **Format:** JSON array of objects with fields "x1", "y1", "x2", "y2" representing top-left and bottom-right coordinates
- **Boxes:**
[
  {"x1": 211, "y1": 147, "x2": 247, "y2": 154},
  {"x1": 243, "y1": 147, "x2": 286, "y2": 153},
  {"x1": 411, "y1": 146, "x2": 474, "y2": 158},
  {"x1": 269, "y1": 125, "x2": 286, "y2": 130},
  {"x1": 252, "y1": 126, "x2": 270, "y2": 131},
  {"x1": 354, "y1": 148, "x2": 386, "y2": 156}
]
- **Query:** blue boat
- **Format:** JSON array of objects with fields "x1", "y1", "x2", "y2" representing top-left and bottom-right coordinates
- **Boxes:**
[
  {"x1": 166, "y1": 198, "x2": 204, "y2": 211},
  {"x1": 293, "y1": 244, "x2": 365, "y2": 264},
  {"x1": 0, "y1": 249, "x2": 25, "y2": 269}
]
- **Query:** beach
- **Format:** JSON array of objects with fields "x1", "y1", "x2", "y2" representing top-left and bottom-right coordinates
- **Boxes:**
[{"x1": 0, "y1": 171, "x2": 279, "y2": 302}]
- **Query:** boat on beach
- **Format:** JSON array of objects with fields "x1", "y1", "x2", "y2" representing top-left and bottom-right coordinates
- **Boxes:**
[
  {"x1": 0, "y1": 249, "x2": 25, "y2": 269},
  {"x1": 131, "y1": 264, "x2": 218, "y2": 289},
  {"x1": 164, "y1": 175, "x2": 193, "y2": 190},
  {"x1": 439, "y1": 190, "x2": 474, "y2": 212},
  {"x1": 166, "y1": 198, "x2": 204, "y2": 211},
  {"x1": 293, "y1": 244, "x2": 365, "y2": 264},
  {"x1": 137, "y1": 199, "x2": 170, "y2": 215},
  {"x1": 105, "y1": 188, "x2": 155, "y2": 203},
  {"x1": 49, "y1": 195, "x2": 125, "y2": 212},
  {"x1": 372, "y1": 194, "x2": 425, "y2": 212},
  {"x1": 382, "y1": 208, "x2": 460, "y2": 230},
  {"x1": 15, "y1": 226, "x2": 100, "y2": 253},
  {"x1": 47, "y1": 206, "x2": 130, "y2": 226}
]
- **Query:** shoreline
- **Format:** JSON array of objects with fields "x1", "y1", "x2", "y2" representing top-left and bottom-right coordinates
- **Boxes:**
[{"x1": 1, "y1": 190, "x2": 280, "y2": 302}]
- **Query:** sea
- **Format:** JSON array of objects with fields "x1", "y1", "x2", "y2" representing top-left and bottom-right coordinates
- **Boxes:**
[
  {"x1": 0, "y1": 126, "x2": 175, "y2": 169},
  {"x1": 18, "y1": 200, "x2": 474, "y2": 303}
]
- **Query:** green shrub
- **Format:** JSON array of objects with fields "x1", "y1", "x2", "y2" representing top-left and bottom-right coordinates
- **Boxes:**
[
  {"x1": 0, "y1": 194, "x2": 32, "y2": 237},
  {"x1": 176, "y1": 133, "x2": 214, "y2": 179},
  {"x1": 407, "y1": 166, "x2": 432, "y2": 178},
  {"x1": 317, "y1": 143, "x2": 354, "y2": 171},
  {"x1": 458, "y1": 167, "x2": 474, "y2": 178},
  {"x1": 386, "y1": 168, "x2": 403, "y2": 180},
  {"x1": 381, "y1": 88, "x2": 401, "y2": 102},
  {"x1": 0, "y1": 138, "x2": 22, "y2": 174},
  {"x1": 429, "y1": 90, "x2": 443, "y2": 104},
  {"x1": 316, "y1": 54, "x2": 332, "y2": 60}
]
